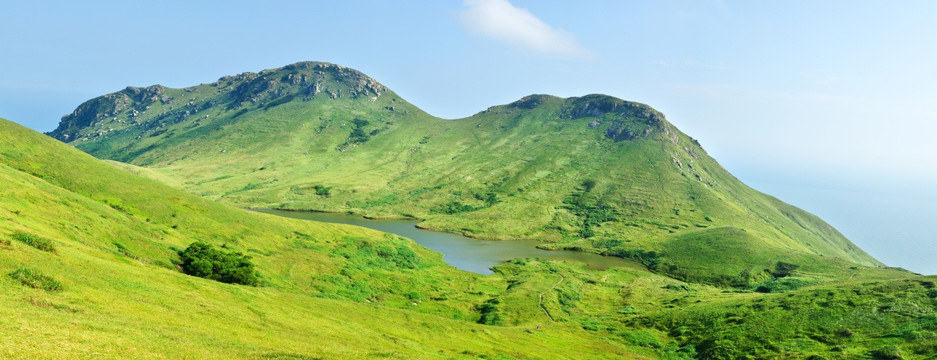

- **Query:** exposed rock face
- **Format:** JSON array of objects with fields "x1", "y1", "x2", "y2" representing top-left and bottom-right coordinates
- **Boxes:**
[
  {"x1": 221, "y1": 62, "x2": 386, "y2": 108},
  {"x1": 557, "y1": 94, "x2": 672, "y2": 142},
  {"x1": 561, "y1": 94, "x2": 665, "y2": 126},
  {"x1": 49, "y1": 85, "x2": 169, "y2": 142},
  {"x1": 605, "y1": 122, "x2": 639, "y2": 141},
  {"x1": 507, "y1": 94, "x2": 551, "y2": 109},
  {"x1": 48, "y1": 61, "x2": 392, "y2": 143},
  {"x1": 123, "y1": 85, "x2": 169, "y2": 104}
]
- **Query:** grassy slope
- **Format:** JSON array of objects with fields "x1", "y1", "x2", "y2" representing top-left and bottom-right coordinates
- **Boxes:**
[
  {"x1": 49, "y1": 62, "x2": 879, "y2": 286},
  {"x1": 1, "y1": 117, "x2": 651, "y2": 359},
  {"x1": 5, "y1": 117, "x2": 937, "y2": 358}
]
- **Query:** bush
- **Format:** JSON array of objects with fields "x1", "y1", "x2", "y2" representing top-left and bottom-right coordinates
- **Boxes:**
[
  {"x1": 773, "y1": 261, "x2": 799, "y2": 278},
  {"x1": 375, "y1": 243, "x2": 420, "y2": 269},
  {"x1": 12, "y1": 231, "x2": 55, "y2": 252},
  {"x1": 581, "y1": 179, "x2": 597, "y2": 192},
  {"x1": 620, "y1": 330, "x2": 662, "y2": 348},
  {"x1": 313, "y1": 184, "x2": 332, "y2": 196},
  {"x1": 178, "y1": 242, "x2": 259, "y2": 285},
  {"x1": 696, "y1": 338, "x2": 741, "y2": 360},
  {"x1": 477, "y1": 298, "x2": 504, "y2": 325},
  {"x1": 473, "y1": 192, "x2": 500, "y2": 206},
  {"x1": 869, "y1": 346, "x2": 903, "y2": 360},
  {"x1": 8, "y1": 268, "x2": 63, "y2": 292},
  {"x1": 431, "y1": 201, "x2": 480, "y2": 215},
  {"x1": 602, "y1": 248, "x2": 661, "y2": 271},
  {"x1": 593, "y1": 238, "x2": 623, "y2": 249},
  {"x1": 752, "y1": 277, "x2": 816, "y2": 293}
]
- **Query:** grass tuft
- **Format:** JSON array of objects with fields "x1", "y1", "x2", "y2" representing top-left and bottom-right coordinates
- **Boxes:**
[
  {"x1": 9, "y1": 268, "x2": 63, "y2": 292},
  {"x1": 12, "y1": 231, "x2": 56, "y2": 252}
]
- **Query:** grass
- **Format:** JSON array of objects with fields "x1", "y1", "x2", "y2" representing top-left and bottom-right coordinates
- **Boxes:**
[
  {"x1": 2, "y1": 117, "x2": 654, "y2": 358},
  {"x1": 48, "y1": 61, "x2": 881, "y2": 285},
  {"x1": 11, "y1": 231, "x2": 56, "y2": 252},
  {"x1": 6, "y1": 61, "x2": 934, "y2": 358},
  {"x1": 637, "y1": 278, "x2": 937, "y2": 358},
  {"x1": 8, "y1": 268, "x2": 63, "y2": 291}
]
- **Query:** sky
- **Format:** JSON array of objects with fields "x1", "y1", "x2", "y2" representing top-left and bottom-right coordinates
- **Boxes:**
[{"x1": 1, "y1": 0, "x2": 935, "y2": 273}]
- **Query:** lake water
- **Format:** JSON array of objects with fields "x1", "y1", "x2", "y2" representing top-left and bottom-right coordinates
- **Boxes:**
[{"x1": 254, "y1": 209, "x2": 640, "y2": 275}]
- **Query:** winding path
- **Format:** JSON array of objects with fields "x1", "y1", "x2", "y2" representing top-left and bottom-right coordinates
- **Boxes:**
[{"x1": 539, "y1": 274, "x2": 565, "y2": 322}]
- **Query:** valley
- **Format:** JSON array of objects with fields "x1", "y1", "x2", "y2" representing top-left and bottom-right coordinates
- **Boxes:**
[
  {"x1": 253, "y1": 209, "x2": 642, "y2": 274},
  {"x1": 49, "y1": 61, "x2": 880, "y2": 287},
  {"x1": 1, "y1": 61, "x2": 935, "y2": 359}
]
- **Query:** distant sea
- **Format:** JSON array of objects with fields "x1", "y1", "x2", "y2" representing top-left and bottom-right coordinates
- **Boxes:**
[{"x1": 746, "y1": 178, "x2": 937, "y2": 275}]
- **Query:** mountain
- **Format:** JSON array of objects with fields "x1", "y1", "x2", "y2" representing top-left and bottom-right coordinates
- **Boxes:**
[
  {"x1": 1, "y1": 117, "x2": 649, "y2": 358},
  {"x1": 48, "y1": 61, "x2": 880, "y2": 286},
  {"x1": 6, "y1": 88, "x2": 937, "y2": 357}
]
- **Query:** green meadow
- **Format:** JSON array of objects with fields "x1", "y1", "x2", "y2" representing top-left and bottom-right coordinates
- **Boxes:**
[
  {"x1": 0, "y1": 61, "x2": 930, "y2": 358},
  {"x1": 51, "y1": 62, "x2": 877, "y2": 286}
]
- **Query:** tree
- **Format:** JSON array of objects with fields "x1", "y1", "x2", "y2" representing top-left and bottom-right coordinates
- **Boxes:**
[{"x1": 178, "y1": 242, "x2": 259, "y2": 285}]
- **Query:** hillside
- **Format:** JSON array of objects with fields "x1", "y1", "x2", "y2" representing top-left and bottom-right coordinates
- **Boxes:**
[
  {"x1": 7, "y1": 114, "x2": 937, "y2": 358},
  {"x1": 49, "y1": 61, "x2": 880, "y2": 286},
  {"x1": 1, "y1": 117, "x2": 654, "y2": 358}
]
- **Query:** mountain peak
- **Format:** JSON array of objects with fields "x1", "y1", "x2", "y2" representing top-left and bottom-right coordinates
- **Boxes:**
[
  {"x1": 213, "y1": 61, "x2": 387, "y2": 105},
  {"x1": 48, "y1": 61, "x2": 394, "y2": 143},
  {"x1": 561, "y1": 94, "x2": 664, "y2": 123},
  {"x1": 505, "y1": 94, "x2": 561, "y2": 109},
  {"x1": 492, "y1": 93, "x2": 671, "y2": 142},
  {"x1": 46, "y1": 60, "x2": 882, "y2": 287}
]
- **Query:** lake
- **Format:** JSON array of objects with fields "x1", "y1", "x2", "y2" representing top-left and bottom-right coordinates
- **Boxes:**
[{"x1": 254, "y1": 209, "x2": 640, "y2": 275}]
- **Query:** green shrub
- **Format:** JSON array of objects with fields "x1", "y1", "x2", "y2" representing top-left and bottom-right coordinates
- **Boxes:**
[
  {"x1": 347, "y1": 118, "x2": 373, "y2": 144},
  {"x1": 753, "y1": 277, "x2": 816, "y2": 293},
  {"x1": 347, "y1": 193, "x2": 400, "y2": 208},
  {"x1": 477, "y1": 298, "x2": 504, "y2": 325},
  {"x1": 391, "y1": 244, "x2": 419, "y2": 269},
  {"x1": 581, "y1": 179, "x2": 597, "y2": 192},
  {"x1": 177, "y1": 242, "x2": 259, "y2": 285},
  {"x1": 562, "y1": 190, "x2": 619, "y2": 238},
  {"x1": 313, "y1": 184, "x2": 332, "y2": 196},
  {"x1": 473, "y1": 192, "x2": 500, "y2": 206},
  {"x1": 620, "y1": 330, "x2": 661, "y2": 348},
  {"x1": 618, "y1": 305, "x2": 640, "y2": 315},
  {"x1": 772, "y1": 261, "x2": 799, "y2": 278},
  {"x1": 869, "y1": 346, "x2": 903, "y2": 360},
  {"x1": 593, "y1": 238, "x2": 623, "y2": 249},
  {"x1": 602, "y1": 248, "x2": 661, "y2": 270},
  {"x1": 927, "y1": 288, "x2": 937, "y2": 299},
  {"x1": 696, "y1": 338, "x2": 741, "y2": 360},
  {"x1": 262, "y1": 94, "x2": 295, "y2": 110},
  {"x1": 12, "y1": 231, "x2": 56, "y2": 252},
  {"x1": 431, "y1": 201, "x2": 480, "y2": 215},
  {"x1": 8, "y1": 268, "x2": 63, "y2": 292}
]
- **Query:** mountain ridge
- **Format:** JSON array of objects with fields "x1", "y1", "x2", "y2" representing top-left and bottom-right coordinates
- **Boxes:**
[
  {"x1": 6, "y1": 59, "x2": 937, "y2": 356},
  {"x1": 47, "y1": 61, "x2": 882, "y2": 286},
  {"x1": 2, "y1": 116, "x2": 660, "y2": 358}
]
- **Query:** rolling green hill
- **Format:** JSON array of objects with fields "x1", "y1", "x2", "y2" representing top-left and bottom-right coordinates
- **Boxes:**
[
  {"x1": 6, "y1": 113, "x2": 937, "y2": 358},
  {"x1": 49, "y1": 61, "x2": 880, "y2": 286},
  {"x1": 1, "y1": 117, "x2": 653, "y2": 358}
]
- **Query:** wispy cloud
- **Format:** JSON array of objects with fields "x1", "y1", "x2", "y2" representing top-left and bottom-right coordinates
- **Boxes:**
[{"x1": 458, "y1": 0, "x2": 589, "y2": 57}]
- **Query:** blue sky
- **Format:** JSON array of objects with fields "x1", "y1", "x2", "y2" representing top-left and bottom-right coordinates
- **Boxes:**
[{"x1": 1, "y1": 0, "x2": 935, "y2": 273}]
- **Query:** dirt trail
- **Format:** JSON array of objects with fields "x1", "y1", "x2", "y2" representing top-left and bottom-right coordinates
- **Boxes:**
[{"x1": 539, "y1": 274, "x2": 565, "y2": 322}]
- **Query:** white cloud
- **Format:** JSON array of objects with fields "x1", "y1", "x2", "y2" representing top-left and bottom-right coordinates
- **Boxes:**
[{"x1": 458, "y1": 0, "x2": 589, "y2": 57}]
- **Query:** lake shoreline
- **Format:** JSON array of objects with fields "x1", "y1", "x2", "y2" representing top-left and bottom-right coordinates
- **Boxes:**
[{"x1": 250, "y1": 208, "x2": 645, "y2": 274}]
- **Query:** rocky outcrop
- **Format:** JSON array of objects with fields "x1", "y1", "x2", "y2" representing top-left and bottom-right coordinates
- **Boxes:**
[
  {"x1": 561, "y1": 94, "x2": 666, "y2": 126},
  {"x1": 48, "y1": 85, "x2": 169, "y2": 141},
  {"x1": 221, "y1": 62, "x2": 387, "y2": 109},
  {"x1": 47, "y1": 61, "x2": 394, "y2": 142},
  {"x1": 507, "y1": 94, "x2": 553, "y2": 109}
]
